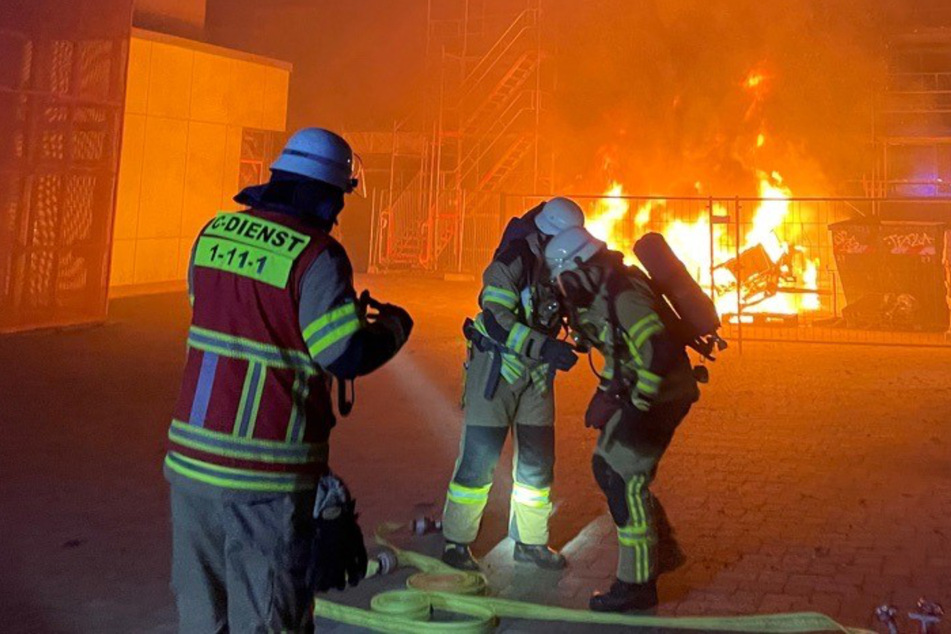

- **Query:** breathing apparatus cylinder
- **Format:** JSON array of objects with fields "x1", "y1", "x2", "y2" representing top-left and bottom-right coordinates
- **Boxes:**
[{"x1": 633, "y1": 233, "x2": 722, "y2": 343}]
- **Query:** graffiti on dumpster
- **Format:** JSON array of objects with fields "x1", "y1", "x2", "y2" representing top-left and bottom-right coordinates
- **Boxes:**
[
  {"x1": 832, "y1": 230, "x2": 873, "y2": 254},
  {"x1": 881, "y1": 231, "x2": 936, "y2": 256}
]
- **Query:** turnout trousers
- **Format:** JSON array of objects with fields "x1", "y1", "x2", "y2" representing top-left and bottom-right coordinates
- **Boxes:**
[
  {"x1": 442, "y1": 348, "x2": 555, "y2": 546},
  {"x1": 592, "y1": 398, "x2": 692, "y2": 584},
  {"x1": 169, "y1": 481, "x2": 317, "y2": 633}
]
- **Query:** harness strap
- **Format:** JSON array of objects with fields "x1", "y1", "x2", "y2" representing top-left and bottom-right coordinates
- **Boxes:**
[
  {"x1": 337, "y1": 377, "x2": 355, "y2": 417},
  {"x1": 463, "y1": 318, "x2": 504, "y2": 400}
]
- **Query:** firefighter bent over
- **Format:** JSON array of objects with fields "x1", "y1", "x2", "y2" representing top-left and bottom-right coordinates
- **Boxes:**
[
  {"x1": 545, "y1": 227, "x2": 700, "y2": 612},
  {"x1": 166, "y1": 128, "x2": 412, "y2": 632},
  {"x1": 441, "y1": 199, "x2": 585, "y2": 571}
]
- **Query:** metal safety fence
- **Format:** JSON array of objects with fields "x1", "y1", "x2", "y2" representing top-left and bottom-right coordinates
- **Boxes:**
[
  {"x1": 500, "y1": 194, "x2": 951, "y2": 348},
  {"x1": 368, "y1": 185, "x2": 951, "y2": 347}
]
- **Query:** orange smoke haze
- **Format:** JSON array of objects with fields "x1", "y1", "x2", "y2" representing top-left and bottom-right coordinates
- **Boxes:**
[{"x1": 546, "y1": 0, "x2": 891, "y2": 197}]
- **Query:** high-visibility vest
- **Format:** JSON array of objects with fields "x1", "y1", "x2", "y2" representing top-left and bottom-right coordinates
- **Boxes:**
[{"x1": 165, "y1": 209, "x2": 338, "y2": 492}]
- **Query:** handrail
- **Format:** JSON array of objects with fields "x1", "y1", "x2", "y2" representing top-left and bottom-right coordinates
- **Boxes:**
[
  {"x1": 478, "y1": 137, "x2": 532, "y2": 189},
  {"x1": 462, "y1": 8, "x2": 537, "y2": 100},
  {"x1": 462, "y1": 88, "x2": 536, "y2": 159},
  {"x1": 382, "y1": 172, "x2": 425, "y2": 214},
  {"x1": 458, "y1": 90, "x2": 538, "y2": 182},
  {"x1": 462, "y1": 51, "x2": 536, "y2": 133},
  {"x1": 460, "y1": 129, "x2": 531, "y2": 187},
  {"x1": 887, "y1": 71, "x2": 951, "y2": 78}
]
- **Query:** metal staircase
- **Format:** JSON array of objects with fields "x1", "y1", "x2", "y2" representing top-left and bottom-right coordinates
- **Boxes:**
[{"x1": 370, "y1": 0, "x2": 550, "y2": 274}]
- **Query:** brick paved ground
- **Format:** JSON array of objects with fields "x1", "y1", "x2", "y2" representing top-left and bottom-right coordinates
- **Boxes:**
[{"x1": 2, "y1": 275, "x2": 949, "y2": 633}]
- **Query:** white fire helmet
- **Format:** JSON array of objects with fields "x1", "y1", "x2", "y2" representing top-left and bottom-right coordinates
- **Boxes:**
[
  {"x1": 544, "y1": 227, "x2": 606, "y2": 279},
  {"x1": 534, "y1": 197, "x2": 585, "y2": 236},
  {"x1": 270, "y1": 128, "x2": 365, "y2": 195}
]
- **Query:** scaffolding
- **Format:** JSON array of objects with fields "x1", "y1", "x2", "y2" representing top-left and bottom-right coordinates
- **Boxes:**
[
  {"x1": 370, "y1": 0, "x2": 550, "y2": 274},
  {"x1": 871, "y1": 23, "x2": 951, "y2": 199}
]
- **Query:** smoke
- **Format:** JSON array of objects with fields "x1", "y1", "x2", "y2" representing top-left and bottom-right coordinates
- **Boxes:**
[
  {"x1": 204, "y1": 0, "x2": 942, "y2": 196},
  {"x1": 546, "y1": 0, "x2": 894, "y2": 195},
  {"x1": 206, "y1": 0, "x2": 428, "y2": 131}
]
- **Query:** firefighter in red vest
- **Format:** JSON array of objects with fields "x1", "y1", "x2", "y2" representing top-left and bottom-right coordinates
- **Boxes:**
[{"x1": 165, "y1": 128, "x2": 413, "y2": 632}]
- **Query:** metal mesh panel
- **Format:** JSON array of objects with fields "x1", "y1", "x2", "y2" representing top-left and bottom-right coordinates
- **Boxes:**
[
  {"x1": 0, "y1": 0, "x2": 133, "y2": 332},
  {"x1": 31, "y1": 175, "x2": 61, "y2": 247},
  {"x1": 41, "y1": 130, "x2": 66, "y2": 161},
  {"x1": 45, "y1": 104, "x2": 69, "y2": 123},
  {"x1": 50, "y1": 40, "x2": 74, "y2": 95},
  {"x1": 63, "y1": 174, "x2": 95, "y2": 244},
  {"x1": 57, "y1": 250, "x2": 89, "y2": 296},
  {"x1": 27, "y1": 250, "x2": 56, "y2": 309},
  {"x1": 77, "y1": 40, "x2": 113, "y2": 100},
  {"x1": 73, "y1": 129, "x2": 106, "y2": 161}
]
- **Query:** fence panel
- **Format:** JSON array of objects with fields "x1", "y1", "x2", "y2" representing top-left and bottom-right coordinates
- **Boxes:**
[
  {"x1": 371, "y1": 187, "x2": 951, "y2": 347},
  {"x1": 369, "y1": 175, "x2": 429, "y2": 270},
  {"x1": 0, "y1": 0, "x2": 133, "y2": 332},
  {"x1": 499, "y1": 193, "x2": 951, "y2": 348}
]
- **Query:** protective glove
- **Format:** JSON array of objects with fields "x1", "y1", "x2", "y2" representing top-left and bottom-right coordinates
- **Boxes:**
[
  {"x1": 308, "y1": 474, "x2": 368, "y2": 593},
  {"x1": 375, "y1": 302, "x2": 414, "y2": 348},
  {"x1": 631, "y1": 392, "x2": 653, "y2": 412},
  {"x1": 540, "y1": 337, "x2": 578, "y2": 372}
]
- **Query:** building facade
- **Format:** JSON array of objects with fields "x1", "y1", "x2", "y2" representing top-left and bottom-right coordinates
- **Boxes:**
[{"x1": 110, "y1": 28, "x2": 289, "y2": 294}]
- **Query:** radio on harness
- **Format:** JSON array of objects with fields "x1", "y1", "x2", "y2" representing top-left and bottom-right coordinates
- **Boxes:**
[{"x1": 632, "y1": 232, "x2": 727, "y2": 361}]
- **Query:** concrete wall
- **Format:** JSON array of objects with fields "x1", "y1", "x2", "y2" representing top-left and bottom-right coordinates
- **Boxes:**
[{"x1": 110, "y1": 28, "x2": 290, "y2": 293}]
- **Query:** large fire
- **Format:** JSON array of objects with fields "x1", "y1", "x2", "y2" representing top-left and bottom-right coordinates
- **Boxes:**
[
  {"x1": 585, "y1": 63, "x2": 821, "y2": 322},
  {"x1": 586, "y1": 173, "x2": 821, "y2": 320}
]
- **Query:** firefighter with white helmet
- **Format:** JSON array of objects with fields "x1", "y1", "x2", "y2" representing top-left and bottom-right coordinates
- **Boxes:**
[
  {"x1": 534, "y1": 197, "x2": 587, "y2": 235},
  {"x1": 440, "y1": 198, "x2": 585, "y2": 571},
  {"x1": 545, "y1": 226, "x2": 700, "y2": 612},
  {"x1": 166, "y1": 128, "x2": 412, "y2": 631}
]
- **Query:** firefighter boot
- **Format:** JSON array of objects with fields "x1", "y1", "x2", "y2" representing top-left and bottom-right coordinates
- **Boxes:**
[
  {"x1": 442, "y1": 541, "x2": 480, "y2": 571},
  {"x1": 513, "y1": 542, "x2": 567, "y2": 570},
  {"x1": 589, "y1": 578, "x2": 658, "y2": 612}
]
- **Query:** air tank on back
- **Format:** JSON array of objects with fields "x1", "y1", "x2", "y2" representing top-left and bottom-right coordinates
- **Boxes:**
[{"x1": 633, "y1": 232, "x2": 726, "y2": 359}]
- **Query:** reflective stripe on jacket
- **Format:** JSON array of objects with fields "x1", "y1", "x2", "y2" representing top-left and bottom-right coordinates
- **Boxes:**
[{"x1": 167, "y1": 209, "x2": 338, "y2": 492}]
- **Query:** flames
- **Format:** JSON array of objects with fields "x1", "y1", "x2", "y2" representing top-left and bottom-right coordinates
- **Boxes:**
[
  {"x1": 585, "y1": 173, "x2": 821, "y2": 319},
  {"x1": 584, "y1": 63, "x2": 822, "y2": 321}
]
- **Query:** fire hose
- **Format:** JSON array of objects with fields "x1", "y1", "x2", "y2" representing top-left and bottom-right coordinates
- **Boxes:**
[{"x1": 312, "y1": 522, "x2": 877, "y2": 634}]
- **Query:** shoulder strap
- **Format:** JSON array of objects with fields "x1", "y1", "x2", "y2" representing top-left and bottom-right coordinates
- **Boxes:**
[{"x1": 603, "y1": 268, "x2": 629, "y2": 393}]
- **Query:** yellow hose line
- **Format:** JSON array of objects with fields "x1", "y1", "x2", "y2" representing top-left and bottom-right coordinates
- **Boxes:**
[
  {"x1": 312, "y1": 523, "x2": 876, "y2": 634},
  {"x1": 316, "y1": 592, "x2": 497, "y2": 633}
]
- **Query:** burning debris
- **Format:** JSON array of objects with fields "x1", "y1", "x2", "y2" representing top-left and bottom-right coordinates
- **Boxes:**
[
  {"x1": 585, "y1": 172, "x2": 822, "y2": 324},
  {"x1": 581, "y1": 58, "x2": 825, "y2": 326}
]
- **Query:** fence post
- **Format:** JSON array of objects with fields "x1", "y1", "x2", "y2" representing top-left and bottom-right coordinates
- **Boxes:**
[
  {"x1": 368, "y1": 189, "x2": 378, "y2": 272},
  {"x1": 735, "y1": 196, "x2": 743, "y2": 355},
  {"x1": 832, "y1": 270, "x2": 838, "y2": 318},
  {"x1": 457, "y1": 189, "x2": 467, "y2": 274},
  {"x1": 707, "y1": 196, "x2": 715, "y2": 301}
]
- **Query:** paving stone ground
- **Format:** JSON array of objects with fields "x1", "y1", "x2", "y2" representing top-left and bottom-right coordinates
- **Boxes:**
[{"x1": 1, "y1": 274, "x2": 949, "y2": 633}]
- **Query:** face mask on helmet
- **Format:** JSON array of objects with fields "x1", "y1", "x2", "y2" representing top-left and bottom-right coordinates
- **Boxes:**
[{"x1": 556, "y1": 264, "x2": 599, "y2": 308}]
